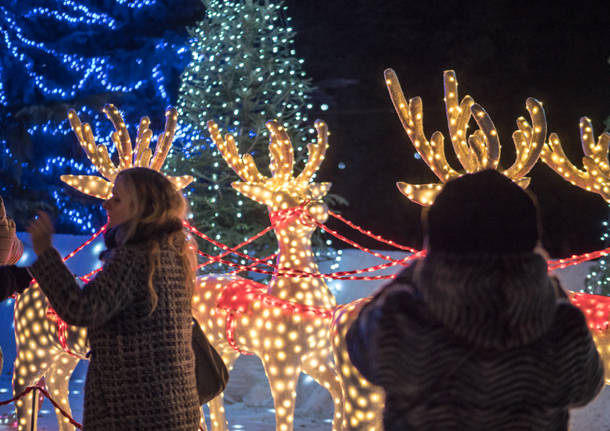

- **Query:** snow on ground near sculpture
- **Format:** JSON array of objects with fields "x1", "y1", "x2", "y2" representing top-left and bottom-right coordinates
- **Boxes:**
[{"x1": 0, "y1": 234, "x2": 607, "y2": 430}]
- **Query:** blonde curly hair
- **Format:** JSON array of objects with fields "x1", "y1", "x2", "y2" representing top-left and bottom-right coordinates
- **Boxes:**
[{"x1": 114, "y1": 167, "x2": 196, "y2": 314}]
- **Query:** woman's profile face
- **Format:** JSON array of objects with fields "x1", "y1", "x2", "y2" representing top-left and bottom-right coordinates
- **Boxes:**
[{"x1": 102, "y1": 175, "x2": 133, "y2": 227}]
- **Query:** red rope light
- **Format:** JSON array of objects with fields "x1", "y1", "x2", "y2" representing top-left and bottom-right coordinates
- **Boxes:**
[
  {"x1": 62, "y1": 223, "x2": 108, "y2": 263},
  {"x1": 548, "y1": 247, "x2": 610, "y2": 271},
  {"x1": 79, "y1": 267, "x2": 103, "y2": 283},
  {"x1": 45, "y1": 307, "x2": 82, "y2": 359},
  {"x1": 28, "y1": 223, "x2": 108, "y2": 359},
  {"x1": 227, "y1": 253, "x2": 278, "y2": 275},
  {"x1": 193, "y1": 223, "x2": 274, "y2": 270},
  {"x1": 314, "y1": 220, "x2": 410, "y2": 264},
  {"x1": 328, "y1": 210, "x2": 418, "y2": 252},
  {"x1": 0, "y1": 385, "x2": 83, "y2": 428},
  {"x1": 568, "y1": 291, "x2": 610, "y2": 332},
  {"x1": 35, "y1": 386, "x2": 83, "y2": 428},
  {"x1": 196, "y1": 247, "x2": 422, "y2": 280},
  {"x1": 186, "y1": 223, "x2": 277, "y2": 269},
  {"x1": 217, "y1": 279, "x2": 337, "y2": 354},
  {"x1": 0, "y1": 385, "x2": 38, "y2": 407},
  {"x1": 190, "y1": 205, "x2": 421, "y2": 279},
  {"x1": 187, "y1": 205, "x2": 306, "y2": 271},
  {"x1": 225, "y1": 313, "x2": 252, "y2": 356},
  {"x1": 26, "y1": 208, "x2": 610, "y2": 367}
]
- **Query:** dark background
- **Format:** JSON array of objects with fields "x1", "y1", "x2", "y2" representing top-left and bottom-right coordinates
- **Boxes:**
[
  {"x1": 2, "y1": 0, "x2": 607, "y2": 258},
  {"x1": 284, "y1": 0, "x2": 609, "y2": 257}
]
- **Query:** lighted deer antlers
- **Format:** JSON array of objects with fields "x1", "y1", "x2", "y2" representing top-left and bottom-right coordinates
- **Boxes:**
[
  {"x1": 207, "y1": 119, "x2": 330, "y2": 208},
  {"x1": 61, "y1": 104, "x2": 193, "y2": 199},
  {"x1": 385, "y1": 68, "x2": 547, "y2": 205},
  {"x1": 541, "y1": 118, "x2": 610, "y2": 201}
]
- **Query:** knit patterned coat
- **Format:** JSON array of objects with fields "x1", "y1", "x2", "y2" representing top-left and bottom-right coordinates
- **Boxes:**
[
  {"x1": 30, "y1": 241, "x2": 200, "y2": 431},
  {"x1": 347, "y1": 253, "x2": 604, "y2": 431}
]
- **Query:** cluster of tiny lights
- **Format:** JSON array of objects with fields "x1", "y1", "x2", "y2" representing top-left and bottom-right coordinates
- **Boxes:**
[
  {"x1": 11, "y1": 103, "x2": 195, "y2": 430},
  {"x1": 585, "y1": 221, "x2": 610, "y2": 296},
  {"x1": 167, "y1": 0, "x2": 317, "y2": 259},
  {"x1": 540, "y1": 118, "x2": 610, "y2": 201},
  {"x1": 60, "y1": 104, "x2": 193, "y2": 200},
  {"x1": 188, "y1": 218, "x2": 420, "y2": 280},
  {"x1": 0, "y1": 385, "x2": 81, "y2": 429},
  {"x1": 192, "y1": 117, "x2": 346, "y2": 431},
  {"x1": 12, "y1": 237, "x2": 89, "y2": 429},
  {"x1": 9, "y1": 146, "x2": 610, "y2": 430},
  {"x1": 9, "y1": 221, "x2": 108, "y2": 429},
  {"x1": 0, "y1": 2, "x2": 180, "y2": 101},
  {"x1": 385, "y1": 68, "x2": 546, "y2": 206},
  {"x1": 0, "y1": 1, "x2": 192, "y2": 232},
  {"x1": 330, "y1": 68, "x2": 610, "y2": 431}
]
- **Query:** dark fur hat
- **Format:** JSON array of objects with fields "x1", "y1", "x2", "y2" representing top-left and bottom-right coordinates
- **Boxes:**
[{"x1": 425, "y1": 170, "x2": 540, "y2": 254}]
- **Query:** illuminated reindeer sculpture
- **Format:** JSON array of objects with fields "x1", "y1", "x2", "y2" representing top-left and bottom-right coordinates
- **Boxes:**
[
  {"x1": 12, "y1": 104, "x2": 193, "y2": 431},
  {"x1": 330, "y1": 68, "x2": 547, "y2": 430},
  {"x1": 540, "y1": 116, "x2": 610, "y2": 381},
  {"x1": 193, "y1": 119, "x2": 344, "y2": 431}
]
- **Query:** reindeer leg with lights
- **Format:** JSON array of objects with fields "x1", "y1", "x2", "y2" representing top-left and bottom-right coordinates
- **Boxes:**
[
  {"x1": 330, "y1": 69, "x2": 547, "y2": 430},
  {"x1": 192, "y1": 120, "x2": 343, "y2": 431},
  {"x1": 190, "y1": 274, "x2": 247, "y2": 431},
  {"x1": 12, "y1": 105, "x2": 193, "y2": 431},
  {"x1": 13, "y1": 286, "x2": 88, "y2": 431}
]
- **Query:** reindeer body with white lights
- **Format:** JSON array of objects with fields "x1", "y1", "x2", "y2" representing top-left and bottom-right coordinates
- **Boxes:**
[
  {"x1": 193, "y1": 119, "x2": 344, "y2": 431},
  {"x1": 12, "y1": 104, "x2": 193, "y2": 431},
  {"x1": 540, "y1": 114, "x2": 610, "y2": 381},
  {"x1": 330, "y1": 69, "x2": 547, "y2": 430}
]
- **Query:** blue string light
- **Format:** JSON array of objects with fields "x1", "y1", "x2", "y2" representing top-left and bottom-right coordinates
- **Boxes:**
[
  {"x1": 0, "y1": 3, "x2": 182, "y2": 102},
  {"x1": 0, "y1": 0, "x2": 192, "y2": 233}
]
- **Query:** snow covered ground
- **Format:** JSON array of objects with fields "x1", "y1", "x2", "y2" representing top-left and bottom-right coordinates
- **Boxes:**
[{"x1": 0, "y1": 234, "x2": 608, "y2": 430}]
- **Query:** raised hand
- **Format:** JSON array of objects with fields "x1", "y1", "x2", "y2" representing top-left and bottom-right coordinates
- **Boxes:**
[{"x1": 27, "y1": 211, "x2": 54, "y2": 256}]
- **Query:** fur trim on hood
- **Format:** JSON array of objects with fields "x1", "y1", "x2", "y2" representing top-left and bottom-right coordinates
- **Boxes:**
[{"x1": 414, "y1": 251, "x2": 557, "y2": 351}]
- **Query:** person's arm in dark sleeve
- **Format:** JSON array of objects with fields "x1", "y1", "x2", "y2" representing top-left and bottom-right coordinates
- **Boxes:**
[
  {"x1": 29, "y1": 246, "x2": 138, "y2": 328},
  {"x1": 346, "y1": 263, "x2": 419, "y2": 384},
  {"x1": 0, "y1": 265, "x2": 32, "y2": 301},
  {"x1": 346, "y1": 289, "x2": 389, "y2": 385}
]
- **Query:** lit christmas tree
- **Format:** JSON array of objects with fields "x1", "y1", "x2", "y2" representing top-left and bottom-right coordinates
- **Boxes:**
[
  {"x1": 584, "y1": 219, "x2": 610, "y2": 295},
  {"x1": 0, "y1": 0, "x2": 203, "y2": 232},
  {"x1": 168, "y1": 0, "x2": 319, "y2": 261},
  {"x1": 584, "y1": 107, "x2": 610, "y2": 296}
]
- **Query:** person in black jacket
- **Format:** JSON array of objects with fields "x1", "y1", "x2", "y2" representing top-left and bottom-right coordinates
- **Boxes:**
[
  {"x1": 26, "y1": 167, "x2": 201, "y2": 431},
  {"x1": 347, "y1": 170, "x2": 604, "y2": 431}
]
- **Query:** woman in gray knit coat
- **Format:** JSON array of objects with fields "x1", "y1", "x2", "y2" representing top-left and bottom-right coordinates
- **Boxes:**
[
  {"x1": 347, "y1": 170, "x2": 604, "y2": 431},
  {"x1": 27, "y1": 167, "x2": 201, "y2": 430}
]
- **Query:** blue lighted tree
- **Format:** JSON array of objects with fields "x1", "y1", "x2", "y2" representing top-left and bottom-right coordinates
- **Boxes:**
[{"x1": 0, "y1": 0, "x2": 203, "y2": 232}]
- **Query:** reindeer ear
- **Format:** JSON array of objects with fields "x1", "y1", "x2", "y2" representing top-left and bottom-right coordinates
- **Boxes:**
[
  {"x1": 232, "y1": 182, "x2": 274, "y2": 206},
  {"x1": 308, "y1": 182, "x2": 331, "y2": 199}
]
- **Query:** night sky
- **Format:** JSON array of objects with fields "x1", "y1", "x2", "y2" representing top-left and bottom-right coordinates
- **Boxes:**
[
  {"x1": 283, "y1": 0, "x2": 609, "y2": 257},
  {"x1": 4, "y1": 0, "x2": 606, "y2": 257}
]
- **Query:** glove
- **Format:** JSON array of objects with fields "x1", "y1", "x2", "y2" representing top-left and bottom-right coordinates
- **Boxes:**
[{"x1": 0, "y1": 265, "x2": 33, "y2": 301}]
